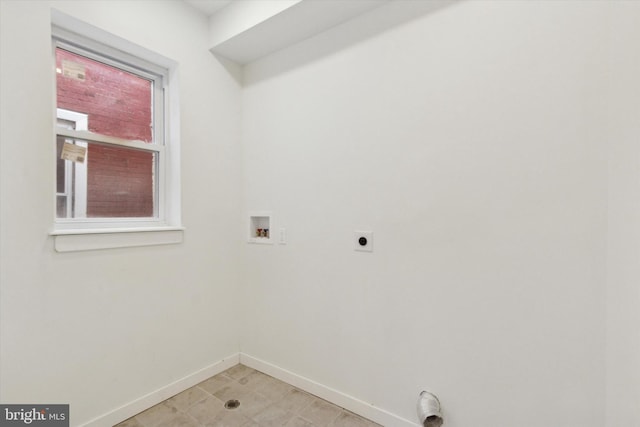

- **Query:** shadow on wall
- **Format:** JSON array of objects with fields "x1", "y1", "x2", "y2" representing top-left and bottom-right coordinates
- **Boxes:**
[
  {"x1": 213, "y1": 52, "x2": 244, "y2": 86},
  {"x1": 214, "y1": 0, "x2": 461, "y2": 86}
]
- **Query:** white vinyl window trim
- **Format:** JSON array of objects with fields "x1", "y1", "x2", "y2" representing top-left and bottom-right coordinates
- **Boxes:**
[{"x1": 50, "y1": 10, "x2": 183, "y2": 252}]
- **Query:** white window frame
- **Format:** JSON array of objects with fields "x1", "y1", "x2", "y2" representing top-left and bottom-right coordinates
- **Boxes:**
[{"x1": 50, "y1": 10, "x2": 182, "y2": 252}]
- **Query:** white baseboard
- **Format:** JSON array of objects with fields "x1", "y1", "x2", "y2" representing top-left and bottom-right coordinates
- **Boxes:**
[
  {"x1": 239, "y1": 353, "x2": 419, "y2": 427},
  {"x1": 79, "y1": 353, "x2": 240, "y2": 427}
]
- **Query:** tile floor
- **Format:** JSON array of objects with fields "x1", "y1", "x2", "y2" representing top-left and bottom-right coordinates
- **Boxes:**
[{"x1": 115, "y1": 364, "x2": 382, "y2": 427}]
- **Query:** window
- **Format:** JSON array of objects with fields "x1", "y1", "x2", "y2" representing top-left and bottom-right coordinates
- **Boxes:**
[{"x1": 51, "y1": 13, "x2": 182, "y2": 251}]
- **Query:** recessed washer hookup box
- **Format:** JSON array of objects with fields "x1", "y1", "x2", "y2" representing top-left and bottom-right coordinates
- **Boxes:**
[{"x1": 0, "y1": 405, "x2": 69, "y2": 426}]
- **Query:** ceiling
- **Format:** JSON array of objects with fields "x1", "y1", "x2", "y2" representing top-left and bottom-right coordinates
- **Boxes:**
[{"x1": 183, "y1": 0, "x2": 233, "y2": 16}]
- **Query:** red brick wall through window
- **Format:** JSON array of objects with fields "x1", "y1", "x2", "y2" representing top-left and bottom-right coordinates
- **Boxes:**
[{"x1": 56, "y1": 48, "x2": 154, "y2": 217}]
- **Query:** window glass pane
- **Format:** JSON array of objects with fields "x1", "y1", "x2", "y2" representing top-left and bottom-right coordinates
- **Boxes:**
[
  {"x1": 56, "y1": 138, "x2": 156, "y2": 219},
  {"x1": 56, "y1": 138, "x2": 66, "y2": 194},
  {"x1": 55, "y1": 48, "x2": 153, "y2": 143},
  {"x1": 56, "y1": 196, "x2": 68, "y2": 218},
  {"x1": 86, "y1": 143, "x2": 156, "y2": 218},
  {"x1": 55, "y1": 45, "x2": 159, "y2": 221}
]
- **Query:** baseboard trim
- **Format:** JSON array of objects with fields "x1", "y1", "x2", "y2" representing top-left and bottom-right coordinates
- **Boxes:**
[
  {"x1": 239, "y1": 353, "x2": 419, "y2": 427},
  {"x1": 79, "y1": 353, "x2": 240, "y2": 427}
]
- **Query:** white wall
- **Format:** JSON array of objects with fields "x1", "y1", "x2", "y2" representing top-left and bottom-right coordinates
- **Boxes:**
[
  {"x1": 0, "y1": 1, "x2": 242, "y2": 425},
  {"x1": 2, "y1": 1, "x2": 638, "y2": 426},
  {"x1": 240, "y1": 1, "x2": 636, "y2": 426},
  {"x1": 605, "y1": 2, "x2": 640, "y2": 426}
]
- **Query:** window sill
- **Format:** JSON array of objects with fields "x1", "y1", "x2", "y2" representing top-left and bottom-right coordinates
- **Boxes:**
[{"x1": 50, "y1": 226, "x2": 184, "y2": 252}]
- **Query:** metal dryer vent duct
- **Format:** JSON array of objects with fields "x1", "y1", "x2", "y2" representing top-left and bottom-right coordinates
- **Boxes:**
[{"x1": 417, "y1": 390, "x2": 443, "y2": 427}]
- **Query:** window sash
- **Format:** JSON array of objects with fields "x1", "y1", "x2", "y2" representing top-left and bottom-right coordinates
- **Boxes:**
[
  {"x1": 53, "y1": 37, "x2": 166, "y2": 148},
  {"x1": 52, "y1": 26, "x2": 167, "y2": 120},
  {"x1": 52, "y1": 27, "x2": 169, "y2": 229},
  {"x1": 56, "y1": 128, "x2": 164, "y2": 154}
]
